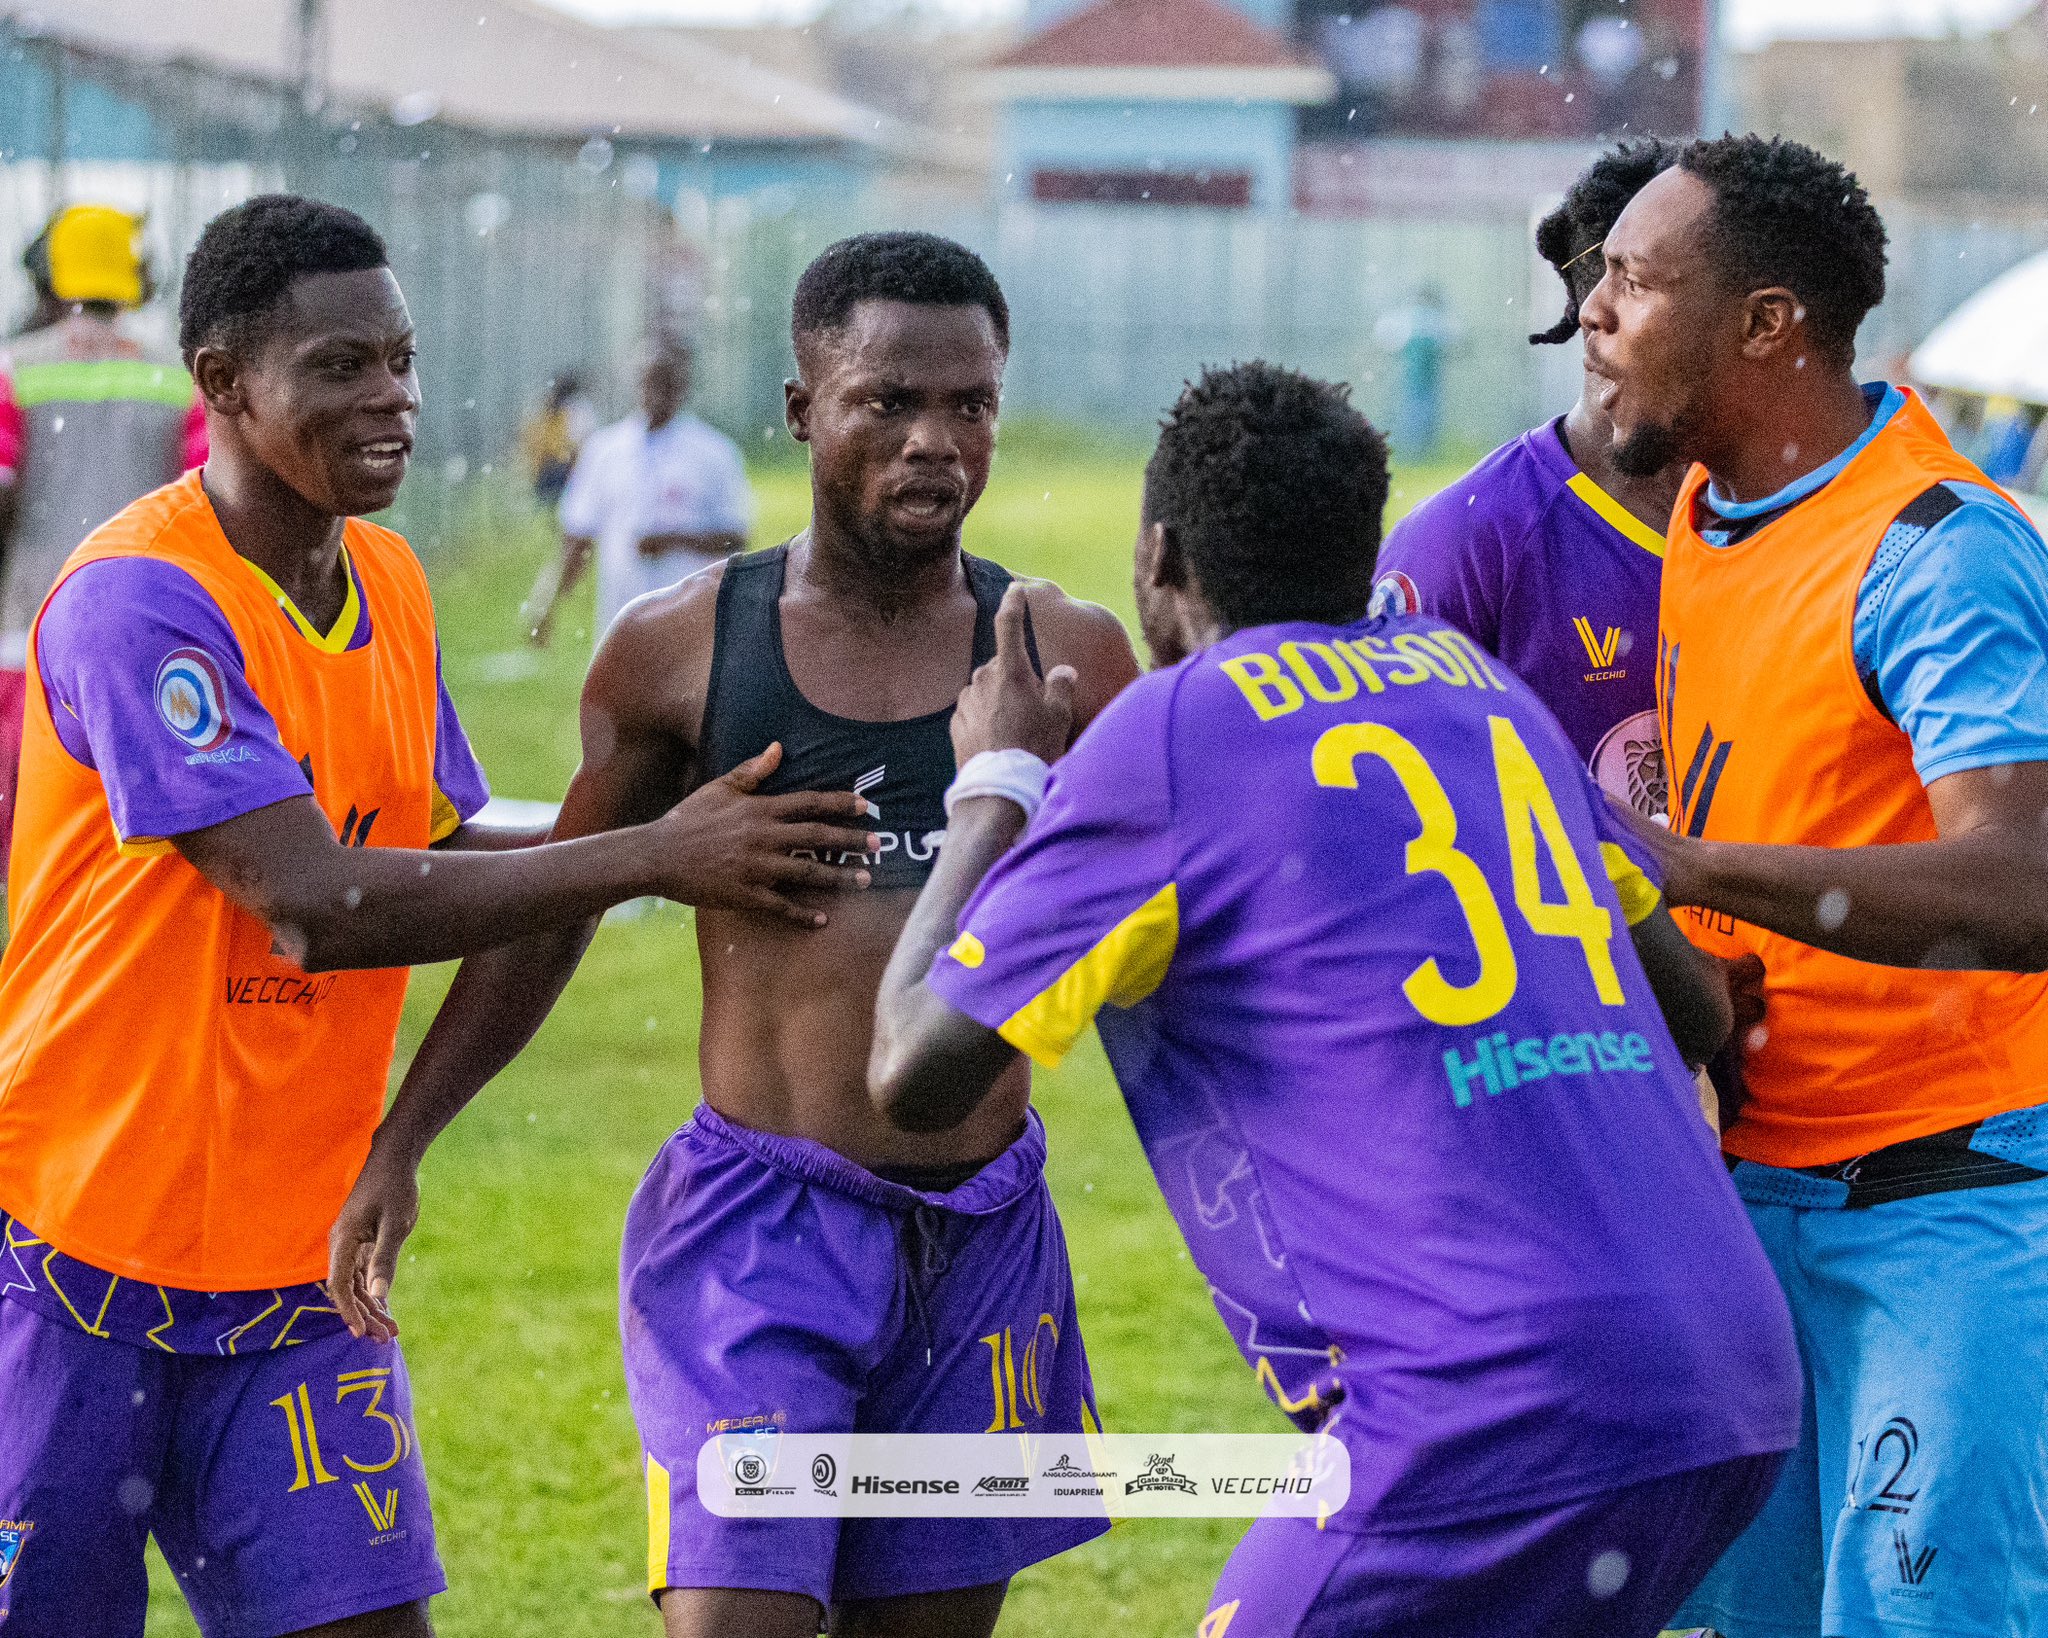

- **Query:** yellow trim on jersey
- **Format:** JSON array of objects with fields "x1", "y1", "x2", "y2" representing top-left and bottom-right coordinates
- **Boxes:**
[
  {"x1": 1600, "y1": 842, "x2": 1663, "y2": 927},
  {"x1": 115, "y1": 834, "x2": 176, "y2": 858},
  {"x1": 429, "y1": 788, "x2": 462, "y2": 843},
  {"x1": 243, "y1": 548, "x2": 363, "y2": 654},
  {"x1": 995, "y1": 882, "x2": 1179, "y2": 1070},
  {"x1": 646, "y1": 1455, "x2": 673, "y2": 1593},
  {"x1": 1566, "y1": 471, "x2": 1667, "y2": 559}
]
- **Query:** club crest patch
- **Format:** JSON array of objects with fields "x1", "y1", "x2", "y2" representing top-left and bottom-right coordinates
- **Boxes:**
[
  {"x1": 154, "y1": 647, "x2": 234, "y2": 753},
  {"x1": 0, "y1": 1518, "x2": 34, "y2": 1588}
]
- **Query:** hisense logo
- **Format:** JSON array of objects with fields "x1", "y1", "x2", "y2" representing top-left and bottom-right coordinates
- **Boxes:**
[{"x1": 1442, "y1": 1029, "x2": 1658, "y2": 1108}]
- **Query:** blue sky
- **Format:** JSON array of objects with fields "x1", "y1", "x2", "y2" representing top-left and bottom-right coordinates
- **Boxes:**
[{"x1": 540, "y1": 0, "x2": 2039, "y2": 45}]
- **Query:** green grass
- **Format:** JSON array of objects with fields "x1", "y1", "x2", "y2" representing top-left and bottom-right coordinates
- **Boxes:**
[{"x1": 143, "y1": 447, "x2": 1469, "y2": 1637}]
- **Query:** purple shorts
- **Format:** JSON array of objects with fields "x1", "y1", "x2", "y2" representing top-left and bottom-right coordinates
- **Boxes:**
[
  {"x1": 1201, "y1": 1452, "x2": 1784, "y2": 1638},
  {"x1": 621, "y1": 1103, "x2": 1106, "y2": 1610},
  {"x1": 0, "y1": 1293, "x2": 444, "y2": 1638}
]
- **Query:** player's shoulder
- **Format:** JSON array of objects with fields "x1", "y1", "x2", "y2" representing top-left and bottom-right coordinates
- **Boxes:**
[
  {"x1": 584, "y1": 552, "x2": 732, "y2": 724},
  {"x1": 1006, "y1": 573, "x2": 1141, "y2": 724},
  {"x1": 1395, "y1": 424, "x2": 1567, "y2": 533}
]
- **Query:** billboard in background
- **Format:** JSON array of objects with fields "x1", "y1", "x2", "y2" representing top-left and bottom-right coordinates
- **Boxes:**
[{"x1": 1297, "y1": 0, "x2": 1705, "y2": 145}]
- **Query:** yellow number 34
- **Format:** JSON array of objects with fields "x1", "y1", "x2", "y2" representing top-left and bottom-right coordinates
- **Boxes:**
[{"x1": 1312, "y1": 715, "x2": 1625, "y2": 1026}]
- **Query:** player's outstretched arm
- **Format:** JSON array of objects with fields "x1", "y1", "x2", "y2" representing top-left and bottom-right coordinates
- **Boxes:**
[
  {"x1": 872, "y1": 586, "x2": 1078, "y2": 1131},
  {"x1": 1630, "y1": 761, "x2": 2048, "y2": 972},
  {"x1": 172, "y1": 582, "x2": 880, "y2": 975}
]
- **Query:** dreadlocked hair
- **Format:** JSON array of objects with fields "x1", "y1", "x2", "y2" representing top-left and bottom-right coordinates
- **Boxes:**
[{"x1": 1530, "y1": 138, "x2": 1679, "y2": 344}]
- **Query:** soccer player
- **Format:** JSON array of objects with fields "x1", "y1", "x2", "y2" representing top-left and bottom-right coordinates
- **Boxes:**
[
  {"x1": 0, "y1": 205, "x2": 209, "y2": 874},
  {"x1": 1374, "y1": 140, "x2": 1681, "y2": 815},
  {"x1": 323, "y1": 231, "x2": 1140, "y2": 1637},
  {"x1": 1582, "y1": 135, "x2": 2048, "y2": 1638},
  {"x1": 869, "y1": 362, "x2": 1801, "y2": 1638},
  {"x1": 0, "y1": 195, "x2": 875, "y2": 1638}
]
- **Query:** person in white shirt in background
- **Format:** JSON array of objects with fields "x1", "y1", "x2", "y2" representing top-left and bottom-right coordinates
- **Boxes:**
[{"x1": 526, "y1": 339, "x2": 751, "y2": 648}]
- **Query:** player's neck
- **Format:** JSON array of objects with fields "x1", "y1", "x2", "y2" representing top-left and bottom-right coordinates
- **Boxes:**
[
  {"x1": 1560, "y1": 399, "x2": 1685, "y2": 529},
  {"x1": 796, "y1": 521, "x2": 965, "y2": 626},
  {"x1": 200, "y1": 455, "x2": 348, "y2": 621},
  {"x1": 1701, "y1": 369, "x2": 1871, "y2": 506}
]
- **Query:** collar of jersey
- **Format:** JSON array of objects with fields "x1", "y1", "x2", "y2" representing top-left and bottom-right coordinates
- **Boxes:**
[
  {"x1": 242, "y1": 547, "x2": 362, "y2": 653},
  {"x1": 1703, "y1": 382, "x2": 1901, "y2": 525}
]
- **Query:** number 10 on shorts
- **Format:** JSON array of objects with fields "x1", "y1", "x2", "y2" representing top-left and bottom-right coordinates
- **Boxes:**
[{"x1": 982, "y1": 1316, "x2": 1060, "y2": 1431}]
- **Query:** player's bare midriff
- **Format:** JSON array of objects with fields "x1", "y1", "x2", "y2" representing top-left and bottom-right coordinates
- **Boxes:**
[{"x1": 696, "y1": 890, "x2": 1032, "y2": 1170}]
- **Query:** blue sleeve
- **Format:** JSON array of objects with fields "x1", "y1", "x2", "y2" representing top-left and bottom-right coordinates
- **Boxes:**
[
  {"x1": 1856, "y1": 485, "x2": 2048, "y2": 784},
  {"x1": 38, "y1": 559, "x2": 312, "y2": 842}
]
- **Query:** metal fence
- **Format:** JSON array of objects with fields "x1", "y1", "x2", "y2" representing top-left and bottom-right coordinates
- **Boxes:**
[{"x1": 10, "y1": 21, "x2": 2048, "y2": 546}]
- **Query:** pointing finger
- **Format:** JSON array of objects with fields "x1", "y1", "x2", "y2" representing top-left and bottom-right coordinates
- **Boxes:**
[{"x1": 994, "y1": 584, "x2": 1033, "y2": 676}]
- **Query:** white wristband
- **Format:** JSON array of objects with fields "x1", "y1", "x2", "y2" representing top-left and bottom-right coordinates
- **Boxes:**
[{"x1": 945, "y1": 748, "x2": 1052, "y2": 824}]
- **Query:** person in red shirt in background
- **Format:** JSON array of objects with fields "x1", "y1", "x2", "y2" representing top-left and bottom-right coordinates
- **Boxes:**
[{"x1": 0, "y1": 205, "x2": 208, "y2": 883}]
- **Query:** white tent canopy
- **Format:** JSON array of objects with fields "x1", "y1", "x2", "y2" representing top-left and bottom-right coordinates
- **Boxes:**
[{"x1": 1910, "y1": 250, "x2": 2048, "y2": 404}]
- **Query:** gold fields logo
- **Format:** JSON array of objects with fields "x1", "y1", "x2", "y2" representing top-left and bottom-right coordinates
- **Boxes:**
[{"x1": 1573, "y1": 617, "x2": 1626, "y2": 682}]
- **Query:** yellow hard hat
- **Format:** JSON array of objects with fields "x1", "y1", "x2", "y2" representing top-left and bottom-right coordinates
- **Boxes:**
[{"x1": 47, "y1": 205, "x2": 146, "y2": 306}]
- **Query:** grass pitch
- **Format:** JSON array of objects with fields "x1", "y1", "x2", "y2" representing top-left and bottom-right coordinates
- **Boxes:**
[{"x1": 144, "y1": 443, "x2": 1468, "y2": 1635}]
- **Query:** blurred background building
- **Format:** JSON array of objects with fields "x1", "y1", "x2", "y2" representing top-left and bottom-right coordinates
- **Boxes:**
[{"x1": 4, "y1": 0, "x2": 2046, "y2": 528}]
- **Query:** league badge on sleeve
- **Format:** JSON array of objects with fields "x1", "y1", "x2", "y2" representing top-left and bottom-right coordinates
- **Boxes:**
[
  {"x1": 1369, "y1": 571, "x2": 1420, "y2": 618},
  {"x1": 154, "y1": 647, "x2": 234, "y2": 754},
  {"x1": 0, "y1": 1518, "x2": 33, "y2": 1589}
]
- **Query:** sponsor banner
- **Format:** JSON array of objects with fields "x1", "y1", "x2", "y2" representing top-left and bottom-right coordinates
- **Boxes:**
[{"x1": 697, "y1": 1432, "x2": 1348, "y2": 1519}]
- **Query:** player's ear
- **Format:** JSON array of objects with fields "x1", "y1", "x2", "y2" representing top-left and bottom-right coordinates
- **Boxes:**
[
  {"x1": 784, "y1": 377, "x2": 812, "y2": 444},
  {"x1": 190, "y1": 346, "x2": 245, "y2": 416},
  {"x1": 1741, "y1": 286, "x2": 1802, "y2": 362},
  {"x1": 1148, "y1": 521, "x2": 1191, "y2": 590}
]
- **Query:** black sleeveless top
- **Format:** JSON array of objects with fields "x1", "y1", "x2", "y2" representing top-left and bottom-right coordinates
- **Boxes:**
[{"x1": 699, "y1": 541, "x2": 1040, "y2": 889}]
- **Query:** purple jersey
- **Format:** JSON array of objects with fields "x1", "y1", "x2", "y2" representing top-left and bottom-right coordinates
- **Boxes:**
[
  {"x1": 929, "y1": 614, "x2": 1800, "y2": 1530},
  {"x1": 36, "y1": 555, "x2": 489, "y2": 846},
  {"x1": 1375, "y1": 418, "x2": 1668, "y2": 815}
]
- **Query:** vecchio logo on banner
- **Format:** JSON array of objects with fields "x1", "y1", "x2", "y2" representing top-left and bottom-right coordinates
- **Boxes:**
[{"x1": 698, "y1": 1434, "x2": 1347, "y2": 1518}]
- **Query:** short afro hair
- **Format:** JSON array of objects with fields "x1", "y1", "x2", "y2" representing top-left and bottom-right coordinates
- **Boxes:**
[
  {"x1": 1143, "y1": 363, "x2": 1388, "y2": 633},
  {"x1": 178, "y1": 194, "x2": 387, "y2": 363},
  {"x1": 1531, "y1": 137, "x2": 1678, "y2": 344},
  {"x1": 1678, "y1": 134, "x2": 1888, "y2": 364},
  {"x1": 791, "y1": 231, "x2": 1009, "y2": 353}
]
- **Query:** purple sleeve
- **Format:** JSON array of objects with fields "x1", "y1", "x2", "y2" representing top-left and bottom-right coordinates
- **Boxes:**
[
  {"x1": 927, "y1": 675, "x2": 1181, "y2": 1068},
  {"x1": 38, "y1": 559, "x2": 312, "y2": 841},
  {"x1": 431, "y1": 650, "x2": 491, "y2": 832},
  {"x1": 1375, "y1": 484, "x2": 1506, "y2": 653},
  {"x1": 1585, "y1": 768, "x2": 1664, "y2": 891}
]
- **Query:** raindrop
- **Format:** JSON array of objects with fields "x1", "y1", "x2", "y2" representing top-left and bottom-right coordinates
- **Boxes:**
[
  {"x1": 1816, "y1": 887, "x2": 1850, "y2": 931},
  {"x1": 577, "y1": 137, "x2": 614, "y2": 173},
  {"x1": 391, "y1": 91, "x2": 439, "y2": 126},
  {"x1": 1565, "y1": 92, "x2": 1575, "y2": 103},
  {"x1": 132, "y1": 1389, "x2": 147, "y2": 1405},
  {"x1": 51, "y1": 415, "x2": 63, "y2": 433},
  {"x1": 1781, "y1": 442, "x2": 1800, "y2": 464},
  {"x1": 1747, "y1": 1024, "x2": 1768, "y2": 1052},
  {"x1": 527, "y1": 1111, "x2": 538, "y2": 1123},
  {"x1": 344, "y1": 886, "x2": 363, "y2": 909},
  {"x1": 1587, "y1": 1549, "x2": 1630, "y2": 1598},
  {"x1": 418, "y1": 860, "x2": 431, "y2": 876}
]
